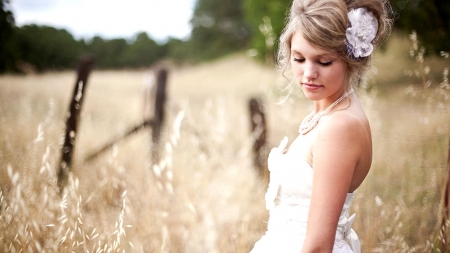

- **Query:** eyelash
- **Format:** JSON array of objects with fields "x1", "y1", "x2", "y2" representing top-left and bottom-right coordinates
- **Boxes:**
[
  {"x1": 293, "y1": 57, "x2": 333, "y2": 66},
  {"x1": 319, "y1": 61, "x2": 333, "y2": 66}
]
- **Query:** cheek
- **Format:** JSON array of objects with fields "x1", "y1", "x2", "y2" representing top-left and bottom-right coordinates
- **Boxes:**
[
  {"x1": 331, "y1": 70, "x2": 344, "y2": 80},
  {"x1": 339, "y1": 70, "x2": 348, "y2": 83},
  {"x1": 291, "y1": 64, "x2": 303, "y2": 77},
  {"x1": 329, "y1": 65, "x2": 347, "y2": 82}
]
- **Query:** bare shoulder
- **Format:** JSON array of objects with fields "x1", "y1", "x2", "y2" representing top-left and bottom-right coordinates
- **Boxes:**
[
  {"x1": 314, "y1": 107, "x2": 372, "y2": 165},
  {"x1": 317, "y1": 109, "x2": 369, "y2": 141},
  {"x1": 313, "y1": 106, "x2": 372, "y2": 191}
]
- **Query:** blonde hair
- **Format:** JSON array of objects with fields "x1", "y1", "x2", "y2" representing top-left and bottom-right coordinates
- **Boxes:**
[{"x1": 277, "y1": 0, "x2": 393, "y2": 87}]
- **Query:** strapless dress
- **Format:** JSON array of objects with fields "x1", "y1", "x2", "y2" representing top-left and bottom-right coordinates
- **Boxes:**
[{"x1": 250, "y1": 137, "x2": 360, "y2": 253}]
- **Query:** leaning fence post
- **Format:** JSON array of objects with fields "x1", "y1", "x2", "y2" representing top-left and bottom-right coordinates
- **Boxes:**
[
  {"x1": 150, "y1": 67, "x2": 168, "y2": 163},
  {"x1": 84, "y1": 119, "x2": 154, "y2": 163},
  {"x1": 249, "y1": 98, "x2": 268, "y2": 183},
  {"x1": 58, "y1": 55, "x2": 94, "y2": 193},
  {"x1": 440, "y1": 136, "x2": 450, "y2": 252}
]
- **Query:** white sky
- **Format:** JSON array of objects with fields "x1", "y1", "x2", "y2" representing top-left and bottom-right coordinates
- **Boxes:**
[{"x1": 9, "y1": 0, "x2": 196, "y2": 43}]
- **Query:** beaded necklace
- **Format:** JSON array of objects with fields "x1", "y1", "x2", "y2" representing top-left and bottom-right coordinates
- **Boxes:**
[{"x1": 299, "y1": 88, "x2": 354, "y2": 135}]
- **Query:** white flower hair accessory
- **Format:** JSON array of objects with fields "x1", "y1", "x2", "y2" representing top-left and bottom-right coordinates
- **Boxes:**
[{"x1": 346, "y1": 7, "x2": 378, "y2": 58}]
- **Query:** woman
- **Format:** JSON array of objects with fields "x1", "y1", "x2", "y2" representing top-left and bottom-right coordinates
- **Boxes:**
[{"x1": 250, "y1": 0, "x2": 392, "y2": 252}]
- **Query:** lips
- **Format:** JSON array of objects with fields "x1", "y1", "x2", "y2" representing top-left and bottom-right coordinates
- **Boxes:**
[{"x1": 302, "y1": 83, "x2": 322, "y2": 91}]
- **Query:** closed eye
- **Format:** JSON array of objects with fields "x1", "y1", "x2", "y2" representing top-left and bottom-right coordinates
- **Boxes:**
[
  {"x1": 293, "y1": 57, "x2": 305, "y2": 63},
  {"x1": 319, "y1": 61, "x2": 333, "y2": 66}
]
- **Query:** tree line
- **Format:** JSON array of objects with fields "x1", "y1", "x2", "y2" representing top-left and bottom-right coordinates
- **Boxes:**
[
  {"x1": 1, "y1": 0, "x2": 449, "y2": 73},
  {"x1": 1, "y1": 23, "x2": 186, "y2": 72}
]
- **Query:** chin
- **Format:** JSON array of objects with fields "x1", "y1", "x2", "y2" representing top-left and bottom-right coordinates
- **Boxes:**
[{"x1": 301, "y1": 89, "x2": 322, "y2": 101}]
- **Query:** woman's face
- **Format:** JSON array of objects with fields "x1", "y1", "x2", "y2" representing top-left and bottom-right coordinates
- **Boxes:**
[{"x1": 290, "y1": 31, "x2": 348, "y2": 104}]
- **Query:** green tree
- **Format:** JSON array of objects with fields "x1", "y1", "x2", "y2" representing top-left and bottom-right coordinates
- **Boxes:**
[
  {"x1": 189, "y1": 0, "x2": 251, "y2": 61},
  {"x1": 86, "y1": 37, "x2": 128, "y2": 69},
  {"x1": 390, "y1": 0, "x2": 450, "y2": 54},
  {"x1": 163, "y1": 37, "x2": 191, "y2": 63},
  {"x1": 0, "y1": 0, "x2": 17, "y2": 72},
  {"x1": 243, "y1": 0, "x2": 291, "y2": 63},
  {"x1": 86, "y1": 36, "x2": 108, "y2": 67},
  {"x1": 86, "y1": 33, "x2": 167, "y2": 69},
  {"x1": 15, "y1": 25, "x2": 84, "y2": 71},
  {"x1": 122, "y1": 32, "x2": 165, "y2": 68},
  {"x1": 243, "y1": 0, "x2": 450, "y2": 61}
]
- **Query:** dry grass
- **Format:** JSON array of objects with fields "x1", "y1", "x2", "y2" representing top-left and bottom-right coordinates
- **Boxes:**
[{"x1": 0, "y1": 33, "x2": 449, "y2": 252}]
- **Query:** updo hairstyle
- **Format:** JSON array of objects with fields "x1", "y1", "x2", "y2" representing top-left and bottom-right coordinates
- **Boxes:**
[{"x1": 277, "y1": 0, "x2": 393, "y2": 87}]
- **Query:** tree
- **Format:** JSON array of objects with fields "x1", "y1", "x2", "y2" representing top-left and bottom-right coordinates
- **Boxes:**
[
  {"x1": 86, "y1": 36, "x2": 108, "y2": 68},
  {"x1": 86, "y1": 37, "x2": 128, "y2": 69},
  {"x1": 390, "y1": 0, "x2": 450, "y2": 54},
  {"x1": 122, "y1": 32, "x2": 165, "y2": 68},
  {"x1": 243, "y1": 0, "x2": 291, "y2": 63},
  {"x1": 0, "y1": 0, "x2": 17, "y2": 72},
  {"x1": 15, "y1": 25, "x2": 84, "y2": 71},
  {"x1": 189, "y1": 0, "x2": 251, "y2": 61},
  {"x1": 243, "y1": 0, "x2": 450, "y2": 61},
  {"x1": 164, "y1": 37, "x2": 191, "y2": 63},
  {"x1": 101, "y1": 38, "x2": 128, "y2": 68}
]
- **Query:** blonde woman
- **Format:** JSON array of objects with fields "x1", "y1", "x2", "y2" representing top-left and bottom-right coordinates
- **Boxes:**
[{"x1": 250, "y1": 0, "x2": 392, "y2": 252}]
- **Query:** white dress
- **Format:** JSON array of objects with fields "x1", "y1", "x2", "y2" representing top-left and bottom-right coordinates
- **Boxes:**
[{"x1": 250, "y1": 137, "x2": 360, "y2": 253}]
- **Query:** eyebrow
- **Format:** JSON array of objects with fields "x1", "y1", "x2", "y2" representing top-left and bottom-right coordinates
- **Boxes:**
[{"x1": 291, "y1": 49, "x2": 334, "y2": 58}]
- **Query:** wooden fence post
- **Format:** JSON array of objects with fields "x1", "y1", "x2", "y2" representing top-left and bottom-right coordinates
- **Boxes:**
[
  {"x1": 58, "y1": 55, "x2": 94, "y2": 193},
  {"x1": 249, "y1": 98, "x2": 268, "y2": 182},
  {"x1": 150, "y1": 67, "x2": 168, "y2": 163},
  {"x1": 440, "y1": 137, "x2": 450, "y2": 252},
  {"x1": 84, "y1": 67, "x2": 167, "y2": 164}
]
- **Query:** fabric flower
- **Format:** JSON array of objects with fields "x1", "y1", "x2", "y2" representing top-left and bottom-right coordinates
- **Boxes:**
[
  {"x1": 346, "y1": 8, "x2": 378, "y2": 58},
  {"x1": 264, "y1": 137, "x2": 288, "y2": 210}
]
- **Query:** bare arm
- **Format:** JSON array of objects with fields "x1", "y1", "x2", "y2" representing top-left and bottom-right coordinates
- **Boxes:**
[{"x1": 301, "y1": 113, "x2": 363, "y2": 253}]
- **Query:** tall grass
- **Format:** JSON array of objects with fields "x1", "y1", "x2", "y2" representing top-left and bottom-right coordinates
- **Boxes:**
[{"x1": 0, "y1": 33, "x2": 449, "y2": 252}]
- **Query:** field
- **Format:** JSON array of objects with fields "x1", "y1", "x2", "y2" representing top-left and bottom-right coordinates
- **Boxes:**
[{"x1": 0, "y1": 33, "x2": 449, "y2": 252}]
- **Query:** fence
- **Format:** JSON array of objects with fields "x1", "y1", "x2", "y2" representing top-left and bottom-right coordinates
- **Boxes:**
[
  {"x1": 57, "y1": 58, "x2": 168, "y2": 192},
  {"x1": 53, "y1": 54, "x2": 450, "y2": 251}
]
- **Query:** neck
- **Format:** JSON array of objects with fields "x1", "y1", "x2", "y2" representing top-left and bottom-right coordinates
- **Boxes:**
[
  {"x1": 313, "y1": 88, "x2": 353, "y2": 114},
  {"x1": 299, "y1": 88, "x2": 354, "y2": 135}
]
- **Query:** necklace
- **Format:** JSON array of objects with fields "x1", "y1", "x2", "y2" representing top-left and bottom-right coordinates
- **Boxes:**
[{"x1": 299, "y1": 88, "x2": 354, "y2": 135}]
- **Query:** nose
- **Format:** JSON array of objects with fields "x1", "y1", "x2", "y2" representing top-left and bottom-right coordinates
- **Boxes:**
[{"x1": 303, "y1": 62, "x2": 318, "y2": 80}]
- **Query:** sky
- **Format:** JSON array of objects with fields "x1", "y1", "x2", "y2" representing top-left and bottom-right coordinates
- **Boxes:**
[{"x1": 9, "y1": 0, "x2": 197, "y2": 42}]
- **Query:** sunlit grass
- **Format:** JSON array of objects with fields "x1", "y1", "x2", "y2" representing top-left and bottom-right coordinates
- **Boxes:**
[{"x1": 0, "y1": 32, "x2": 449, "y2": 252}]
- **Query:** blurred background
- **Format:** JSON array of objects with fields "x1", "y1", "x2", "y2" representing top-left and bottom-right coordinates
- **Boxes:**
[
  {"x1": 1, "y1": 0, "x2": 450, "y2": 252},
  {"x1": 1, "y1": 0, "x2": 449, "y2": 72}
]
